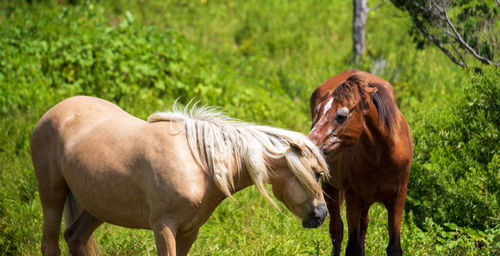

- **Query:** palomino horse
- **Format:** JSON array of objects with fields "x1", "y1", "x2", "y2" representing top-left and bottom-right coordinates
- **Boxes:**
[
  {"x1": 31, "y1": 96, "x2": 329, "y2": 256},
  {"x1": 308, "y1": 70, "x2": 413, "y2": 256}
]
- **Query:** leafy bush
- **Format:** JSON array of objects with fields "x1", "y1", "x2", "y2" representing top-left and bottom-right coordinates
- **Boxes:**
[
  {"x1": 0, "y1": 2, "x2": 306, "y2": 129},
  {"x1": 403, "y1": 213, "x2": 500, "y2": 255},
  {"x1": 407, "y1": 67, "x2": 499, "y2": 229}
]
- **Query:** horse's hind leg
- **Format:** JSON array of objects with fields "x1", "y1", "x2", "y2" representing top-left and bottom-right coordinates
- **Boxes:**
[
  {"x1": 36, "y1": 166, "x2": 69, "y2": 256},
  {"x1": 64, "y1": 210, "x2": 103, "y2": 256},
  {"x1": 32, "y1": 118, "x2": 70, "y2": 255}
]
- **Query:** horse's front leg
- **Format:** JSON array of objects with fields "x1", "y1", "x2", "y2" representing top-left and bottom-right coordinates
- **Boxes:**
[
  {"x1": 323, "y1": 182, "x2": 343, "y2": 256},
  {"x1": 345, "y1": 192, "x2": 367, "y2": 256},
  {"x1": 384, "y1": 187, "x2": 407, "y2": 256},
  {"x1": 358, "y1": 205, "x2": 370, "y2": 251},
  {"x1": 153, "y1": 221, "x2": 177, "y2": 256}
]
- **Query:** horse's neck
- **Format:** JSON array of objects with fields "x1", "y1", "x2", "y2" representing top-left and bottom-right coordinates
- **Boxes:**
[
  {"x1": 359, "y1": 104, "x2": 396, "y2": 163},
  {"x1": 230, "y1": 165, "x2": 255, "y2": 194},
  {"x1": 195, "y1": 165, "x2": 254, "y2": 218}
]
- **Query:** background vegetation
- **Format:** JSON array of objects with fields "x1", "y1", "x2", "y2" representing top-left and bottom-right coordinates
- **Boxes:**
[{"x1": 0, "y1": 0, "x2": 498, "y2": 255}]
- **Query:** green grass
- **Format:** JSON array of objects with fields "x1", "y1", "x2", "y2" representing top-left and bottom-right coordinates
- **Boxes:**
[
  {"x1": 0, "y1": 0, "x2": 499, "y2": 255},
  {"x1": 78, "y1": 191, "x2": 441, "y2": 255}
]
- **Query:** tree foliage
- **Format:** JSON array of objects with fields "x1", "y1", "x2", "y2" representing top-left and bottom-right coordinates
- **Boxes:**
[{"x1": 391, "y1": 0, "x2": 499, "y2": 68}]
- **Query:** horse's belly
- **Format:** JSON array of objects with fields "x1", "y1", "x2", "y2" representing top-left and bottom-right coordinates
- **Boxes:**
[
  {"x1": 75, "y1": 187, "x2": 150, "y2": 228},
  {"x1": 62, "y1": 163, "x2": 152, "y2": 229}
]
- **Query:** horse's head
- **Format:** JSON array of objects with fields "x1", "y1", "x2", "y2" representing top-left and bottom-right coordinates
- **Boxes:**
[
  {"x1": 266, "y1": 141, "x2": 329, "y2": 228},
  {"x1": 309, "y1": 73, "x2": 380, "y2": 157},
  {"x1": 155, "y1": 105, "x2": 332, "y2": 229}
]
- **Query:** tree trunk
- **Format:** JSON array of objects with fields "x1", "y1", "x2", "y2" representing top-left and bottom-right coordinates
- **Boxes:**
[{"x1": 353, "y1": 0, "x2": 367, "y2": 62}]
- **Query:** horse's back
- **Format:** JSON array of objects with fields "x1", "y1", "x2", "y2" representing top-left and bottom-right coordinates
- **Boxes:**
[
  {"x1": 34, "y1": 96, "x2": 131, "y2": 136},
  {"x1": 32, "y1": 95, "x2": 132, "y2": 174}
]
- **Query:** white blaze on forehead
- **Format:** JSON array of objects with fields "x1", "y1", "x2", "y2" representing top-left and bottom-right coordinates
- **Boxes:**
[
  {"x1": 309, "y1": 125, "x2": 317, "y2": 136},
  {"x1": 309, "y1": 97, "x2": 335, "y2": 137},
  {"x1": 309, "y1": 115, "x2": 334, "y2": 137},
  {"x1": 309, "y1": 115, "x2": 324, "y2": 136},
  {"x1": 323, "y1": 97, "x2": 334, "y2": 115}
]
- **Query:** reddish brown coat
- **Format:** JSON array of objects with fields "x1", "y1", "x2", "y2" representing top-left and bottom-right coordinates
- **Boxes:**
[{"x1": 309, "y1": 70, "x2": 413, "y2": 256}]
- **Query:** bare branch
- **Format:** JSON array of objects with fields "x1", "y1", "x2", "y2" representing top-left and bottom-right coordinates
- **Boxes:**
[
  {"x1": 430, "y1": 0, "x2": 445, "y2": 13},
  {"x1": 412, "y1": 16, "x2": 467, "y2": 68},
  {"x1": 368, "y1": 0, "x2": 388, "y2": 12},
  {"x1": 450, "y1": 39, "x2": 466, "y2": 65},
  {"x1": 440, "y1": 0, "x2": 498, "y2": 66},
  {"x1": 393, "y1": 0, "x2": 499, "y2": 68}
]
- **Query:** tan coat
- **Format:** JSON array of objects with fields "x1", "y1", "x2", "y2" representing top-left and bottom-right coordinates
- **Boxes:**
[{"x1": 31, "y1": 96, "x2": 329, "y2": 256}]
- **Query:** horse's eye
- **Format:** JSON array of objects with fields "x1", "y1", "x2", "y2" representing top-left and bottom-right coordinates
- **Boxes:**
[
  {"x1": 315, "y1": 172, "x2": 323, "y2": 182},
  {"x1": 335, "y1": 113, "x2": 347, "y2": 124},
  {"x1": 335, "y1": 107, "x2": 349, "y2": 124}
]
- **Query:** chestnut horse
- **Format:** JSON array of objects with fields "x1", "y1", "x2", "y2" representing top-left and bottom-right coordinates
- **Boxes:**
[
  {"x1": 308, "y1": 70, "x2": 412, "y2": 256},
  {"x1": 31, "y1": 96, "x2": 329, "y2": 256}
]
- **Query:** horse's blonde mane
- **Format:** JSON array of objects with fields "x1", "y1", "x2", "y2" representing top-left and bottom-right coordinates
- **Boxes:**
[{"x1": 147, "y1": 104, "x2": 328, "y2": 207}]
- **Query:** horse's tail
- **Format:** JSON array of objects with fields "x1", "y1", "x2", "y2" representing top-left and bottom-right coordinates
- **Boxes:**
[{"x1": 64, "y1": 193, "x2": 99, "y2": 256}]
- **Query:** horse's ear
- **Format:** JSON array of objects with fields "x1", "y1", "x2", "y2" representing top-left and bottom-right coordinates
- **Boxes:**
[
  {"x1": 364, "y1": 85, "x2": 378, "y2": 96},
  {"x1": 289, "y1": 142, "x2": 304, "y2": 154},
  {"x1": 360, "y1": 84, "x2": 378, "y2": 110},
  {"x1": 346, "y1": 73, "x2": 373, "y2": 98}
]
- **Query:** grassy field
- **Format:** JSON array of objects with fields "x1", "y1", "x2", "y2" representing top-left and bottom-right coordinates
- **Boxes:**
[{"x1": 0, "y1": 0, "x2": 498, "y2": 255}]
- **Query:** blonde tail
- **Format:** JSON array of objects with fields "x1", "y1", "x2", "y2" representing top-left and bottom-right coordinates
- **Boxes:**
[{"x1": 64, "y1": 193, "x2": 99, "y2": 256}]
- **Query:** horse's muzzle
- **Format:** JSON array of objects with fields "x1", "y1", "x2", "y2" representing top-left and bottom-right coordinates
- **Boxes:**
[{"x1": 302, "y1": 202, "x2": 328, "y2": 228}]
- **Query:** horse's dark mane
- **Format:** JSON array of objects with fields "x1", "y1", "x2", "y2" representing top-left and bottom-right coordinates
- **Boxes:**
[
  {"x1": 369, "y1": 83, "x2": 398, "y2": 134},
  {"x1": 332, "y1": 79, "x2": 363, "y2": 107},
  {"x1": 333, "y1": 73, "x2": 398, "y2": 134}
]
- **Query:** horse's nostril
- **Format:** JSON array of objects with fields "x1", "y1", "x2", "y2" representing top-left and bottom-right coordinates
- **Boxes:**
[
  {"x1": 321, "y1": 148, "x2": 328, "y2": 155},
  {"x1": 317, "y1": 203, "x2": 328, "y2": 217},
  {"x1": 302, "y1": 203, "x2": 328, "y2": 228}
]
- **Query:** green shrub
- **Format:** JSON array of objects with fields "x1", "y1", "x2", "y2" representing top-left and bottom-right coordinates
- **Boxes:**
[
  {"x1": 0, "y1": 3, "x2": 306, "y2": 129},
  {"x1": 407, "y1": 67, "x2": 500, "y2": 229},
  {"x1": 403, "y1": 213, "x2": 500, "y2": 255}
]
